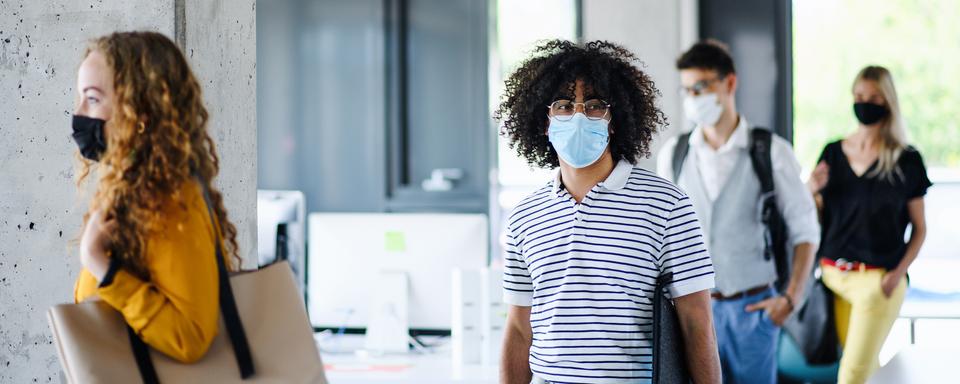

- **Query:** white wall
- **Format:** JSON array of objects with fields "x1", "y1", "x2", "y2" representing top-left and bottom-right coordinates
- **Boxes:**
[{"x1": 582, "y1": 0, "x2": 698, "y2": 171}]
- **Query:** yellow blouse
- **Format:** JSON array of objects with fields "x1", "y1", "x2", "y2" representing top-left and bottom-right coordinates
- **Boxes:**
[{"x1": 74, "y1": 180, "x2": 226, "y2": 363}]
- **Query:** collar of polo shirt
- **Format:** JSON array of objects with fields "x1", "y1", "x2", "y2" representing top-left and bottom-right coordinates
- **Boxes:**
[{"x1": 550, "y1": 159, "x2": 634, "y2": 197}]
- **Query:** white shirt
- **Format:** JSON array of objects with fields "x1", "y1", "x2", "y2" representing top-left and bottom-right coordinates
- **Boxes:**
[{"x1": 656, "y1": 116, "x2": 821, "y2": 248}]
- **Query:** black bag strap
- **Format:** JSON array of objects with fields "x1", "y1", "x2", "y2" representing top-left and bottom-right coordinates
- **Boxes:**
[
  {"x1": 748, "y1": 128, "x2": 778, "y2": 262},
  {"x1": 127, "y1": 325, "x2": 159, "y2": 384},
  {"x1": 128, "y1": 178, "x2": 255, "y2": 382},
  {"x1": 198, "y1": 179, "x2": 256, "y2": 378},
  {"x1": 671, "y1": 131, "x2": 693, "y2": 183},
  {"x1": 748, "y1": 128, "x2": 775, "y2": 194}
]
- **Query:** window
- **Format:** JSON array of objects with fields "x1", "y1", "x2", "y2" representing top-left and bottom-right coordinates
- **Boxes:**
[{"x1": 490, "y1": 0, "x2": 578, "y2": 259}]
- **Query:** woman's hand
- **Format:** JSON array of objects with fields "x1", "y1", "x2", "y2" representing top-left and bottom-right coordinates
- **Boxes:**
[
  {"x1": 808, "y1": 161, "x2": 829, "y2": 194},
  {"x1": 80, "y1": 210, "x2": 117, "y2": 281},
  {"x1": 881, "y1": 269, "x2": 906, "y2": 298}
]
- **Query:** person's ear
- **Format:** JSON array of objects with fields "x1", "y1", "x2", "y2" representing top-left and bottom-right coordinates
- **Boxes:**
[{"x1": 725, "y1": 73, "x2": 738, "y2": 96}]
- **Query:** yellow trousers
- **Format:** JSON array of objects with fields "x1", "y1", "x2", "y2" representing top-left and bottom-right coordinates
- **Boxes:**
[{"x1": 822, "y1": 262, "x2": 907, "y2": 384}]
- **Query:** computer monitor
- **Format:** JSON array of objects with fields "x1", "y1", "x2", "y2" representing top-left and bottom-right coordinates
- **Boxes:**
[
  {"x1": 257, "y1": 190, "x2": 307, "y2": 293},
  {"x1": 307, "y1": 213, "x2": 488, "y2": 332}
]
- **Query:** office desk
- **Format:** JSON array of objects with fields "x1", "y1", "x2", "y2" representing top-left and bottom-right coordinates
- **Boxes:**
[
  {"x1": 316, "y1": 334, "x2": 499, "y2": 383},
  {"x1": 898, "y1": 293, "x2": 960, "y2": 344},
  {"x1": 869, "y1": 346, "x2": 959, "y2": 384}
]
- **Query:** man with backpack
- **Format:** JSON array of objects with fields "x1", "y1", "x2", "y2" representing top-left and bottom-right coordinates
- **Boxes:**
[{"x1": 656, "y1": 40, "x2": 820, "y2": 383}]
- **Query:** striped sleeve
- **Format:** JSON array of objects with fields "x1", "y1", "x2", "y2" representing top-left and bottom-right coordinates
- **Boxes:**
[
  {"x1": 502, "y1": 230, "x2": 533, "y2": 306},
  {"x1": 659, "y1": 194, "x2": 715, "y2": 299}
]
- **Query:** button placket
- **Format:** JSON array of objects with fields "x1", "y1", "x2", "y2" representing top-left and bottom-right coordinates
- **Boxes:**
[
  {"x1": 571, "y1": 204, "x2": 583, "y2": 235},
  {"x1": 574, "y1": 187, "x2": 598, "y2": 224}
]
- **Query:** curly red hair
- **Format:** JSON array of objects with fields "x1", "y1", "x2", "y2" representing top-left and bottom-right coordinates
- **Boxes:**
[{"x1": 77, "y1": 31, "x2": 240, "y2": 279}]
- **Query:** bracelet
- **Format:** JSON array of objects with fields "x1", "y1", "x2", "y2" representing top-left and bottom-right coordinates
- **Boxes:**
[{"x1": 782, "y1": 294, "x2": 795, "y2": 312}]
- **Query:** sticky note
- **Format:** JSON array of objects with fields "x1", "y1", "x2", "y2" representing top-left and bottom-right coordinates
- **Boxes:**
[{"x1": 384, "y1": 231, "x2": 406, "y2": 252}]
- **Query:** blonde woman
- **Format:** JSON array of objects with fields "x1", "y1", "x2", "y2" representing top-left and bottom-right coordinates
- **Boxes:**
[
  {"x1": 807, "y1": 66, "x2": 930, "y2": 383},
  {"x1": 72, "y1": 31, "x2": 240, "y2": 363}
]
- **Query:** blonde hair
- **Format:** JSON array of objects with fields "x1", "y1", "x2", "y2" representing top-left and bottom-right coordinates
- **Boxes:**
[
  {"x1": 76, "y1": 31, "x2": 240, "y2": 279},
  {"x1": 854, "y1": 65, "x2": 908, "y2": 181}
]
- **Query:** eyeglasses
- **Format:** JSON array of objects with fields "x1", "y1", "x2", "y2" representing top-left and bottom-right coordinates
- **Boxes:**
[
  {"x1": 546, "y1": 99, "x2": 611, "y2": 121},
  {"x1": 679, "y1": 77, "x2": 722, "y2": 96}
]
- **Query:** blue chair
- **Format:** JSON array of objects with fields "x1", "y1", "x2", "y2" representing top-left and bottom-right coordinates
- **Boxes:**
[{"x1": 777, "y1": 331, "x2": 839, "y2": 384}]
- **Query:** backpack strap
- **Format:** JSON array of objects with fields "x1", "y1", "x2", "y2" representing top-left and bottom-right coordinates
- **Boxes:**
[
  {"x1": 748, "y1": 128, "x2": 775, "y2": 194},
  {"x1": 748, "y1": 128, "x2": 776, "y2": 261},
  {"x1": 671, "y1": 131, "x2": 693, "y2": 183}
]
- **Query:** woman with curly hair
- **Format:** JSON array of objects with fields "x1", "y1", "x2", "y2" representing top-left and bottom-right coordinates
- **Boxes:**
[
  {"x1": 71, "y1": 31, "x2": 240, "y2": 363},
  {"x1": 496, "y1": 40, "x2": 721, "y2": 384}
]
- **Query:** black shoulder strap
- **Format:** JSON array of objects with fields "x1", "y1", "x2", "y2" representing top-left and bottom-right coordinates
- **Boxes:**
[
  {"x1": 749, "y1": 128, "x2": 777, "y2": 262},
  {"x1": 127, "y1": 325, "x2": 159, "y2": 384},
  {"x1": 128, "y1": 178, "x2": 255, "y2": 382},
  {"x1": 199, "y1": 180, "x2": 256, "y2": 379},
  {"x1": 748, "y1": 128, "x2": 775, "y2": 194},
  {"x1": 671, "y1": 131, "x2": 693, "y2": 183}
]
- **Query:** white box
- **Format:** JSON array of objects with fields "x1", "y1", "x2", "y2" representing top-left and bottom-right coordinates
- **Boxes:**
[
  {"x1": 452, "y1": 268, "x2": 483, "y2": 366},
  {"x1": 481, "y1": 266, "x2": 507, "y2": 366}
]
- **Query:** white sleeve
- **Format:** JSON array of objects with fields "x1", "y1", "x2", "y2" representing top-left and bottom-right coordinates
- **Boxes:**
[
  {"x1": 660, "y1": 194, "x2": 715, "y2": 299},
  {"x1": 501, "y1": 228, "x2": 533, "y2": 307},
  {"x1": 656, "y1": 135, "x2": 679, "y2": 181},
  {"x1": 771, "y1": 137, "x2": 821, "y2": 248}
]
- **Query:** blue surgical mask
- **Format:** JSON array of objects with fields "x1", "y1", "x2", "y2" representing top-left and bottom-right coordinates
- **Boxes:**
[{"x1": 548, "y1": 113, "x2": 610, "y2": 168}]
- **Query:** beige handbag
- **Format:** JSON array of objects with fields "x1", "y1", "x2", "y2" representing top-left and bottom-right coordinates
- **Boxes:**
[{"x1": 47, "y1": 181, "x2": 327, "y2": 383}]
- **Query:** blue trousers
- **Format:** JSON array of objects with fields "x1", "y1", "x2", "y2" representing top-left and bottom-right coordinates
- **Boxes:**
[{"x1": 712, "y1": 287, "x2": 780, "y2": 384}]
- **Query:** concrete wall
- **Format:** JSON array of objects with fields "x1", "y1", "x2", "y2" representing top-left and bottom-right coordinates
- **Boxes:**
[
  {"x1": 0, "y1": 1, "x2": 256, "y2": 382},
  {"x1": 184, "y1": 0, "x2": 258, "y2": 270},
  {"x1": 583, "y1": 0, "x2": 698, "y2": 171}
]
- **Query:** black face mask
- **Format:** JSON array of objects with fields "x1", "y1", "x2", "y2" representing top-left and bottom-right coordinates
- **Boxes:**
[
  {"x1": 72, "y1": 115, "x2": 107, "y2": 161},
  {"x1": 853, "y1": 102, "x2": 888, "y2": 126}
]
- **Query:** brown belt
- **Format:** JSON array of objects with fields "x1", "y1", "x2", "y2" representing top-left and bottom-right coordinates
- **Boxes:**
[{"x1": 710, "y1": 284, "x2": 772, "y2": 301}]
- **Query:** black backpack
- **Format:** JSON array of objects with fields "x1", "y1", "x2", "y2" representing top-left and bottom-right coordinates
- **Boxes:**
[{"x1": 671, "y1": 128, "x2": 790, "y2": 291}]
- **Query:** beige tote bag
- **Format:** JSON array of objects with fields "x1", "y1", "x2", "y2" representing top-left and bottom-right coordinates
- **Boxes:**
[{"x1": 47, "y1": 180, "x2": 327, "y2": 383}]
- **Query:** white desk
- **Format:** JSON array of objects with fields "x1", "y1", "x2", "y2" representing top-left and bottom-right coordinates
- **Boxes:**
[
  {"x1": 869, "y1": 346, "x2": 960, "y2": 384},
  {"x1": 316, "y1": 334, "x2": 499, "y2": 383},
  {"x1": 898, "y1": 297, "x2": 960, "y2": 344}
]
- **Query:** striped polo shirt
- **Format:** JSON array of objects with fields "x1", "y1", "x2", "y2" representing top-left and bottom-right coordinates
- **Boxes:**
[{"x1": 502, "y1": 160, "x2": 715, "y2": 383}]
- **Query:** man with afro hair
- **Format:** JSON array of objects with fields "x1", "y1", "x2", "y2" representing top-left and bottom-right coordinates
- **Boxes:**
[{"x1": 496, "y1": 40, "x2": 721, "y2": 384}]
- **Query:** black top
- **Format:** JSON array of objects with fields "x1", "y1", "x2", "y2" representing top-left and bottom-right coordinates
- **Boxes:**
[{"x1": 817, "y1": 141, "x2": 932, "y2": 269}]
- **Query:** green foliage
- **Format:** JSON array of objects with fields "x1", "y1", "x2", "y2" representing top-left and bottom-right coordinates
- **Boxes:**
[{"x1": 793, "y1": 0, "x2": 960, "y2": 170}]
